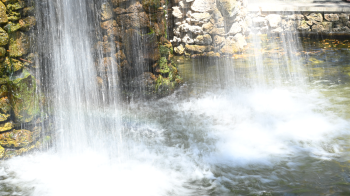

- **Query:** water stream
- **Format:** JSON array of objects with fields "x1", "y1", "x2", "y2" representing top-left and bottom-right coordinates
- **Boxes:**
[{"x1": 0, "y1": 1, "x2": 350, "y2": 196}]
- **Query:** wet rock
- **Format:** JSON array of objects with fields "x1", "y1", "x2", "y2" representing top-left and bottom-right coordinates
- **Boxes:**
[
  {"x1": 213, "y1": 35, "x2": 225, "y2": 49},
  {"x1": 228, "y1": 22, "x2": 241, "y2": 35},
  {"x1": 2, "y1": 57, "x2": 24, "y2": 72},
  {"x1": 297, "y1": 20, "x2": 310, "y2": 31},
  {"x1": 7, "y1": 10, "x2": 21, "y2": 21},
  {"x1": 339, "y1": 14, "x2": 349, "y2": 24},
  {"x1": 266, "y1": 14, "x2": 281, "y2": 28},
  {"x1": 185, "y1": 44, "x2": 212, "y2": 53},
  {"x1": 190, "y1": 12, "x2": 211, "y2": 25},
  {"x1": 191, "y1": 0, "x2": 216, "y2": 13},
  {"x1": 174, "y1": 44, "x2": 185, "y2": 55},
  {"x1": 111, "y1": 0, "x2": 130, "y2": 7},
  {"x1": 311, "y1": 22, "x2": 332, "y2": 32},
  {"x1": 117, "y1": 11, "x2": 149, "y2": 29},
  {"x1": 19, "y1": 16, "x2": 36, "y2": 31},
  {"x1": 22, "y1": 6, "x2": 34, "y2": 16},
  {"x1": 306, "y1": 13, "x2": 323, "y2": 24},
  {"x1": 194, "y1": 34, "x2": 212, "y2": 45},
  {"x1": 9, "y1": 31, "x2": 29, "y2": 57},
  {"x1": 217, "y1": 0, "x2": 238, "y2": 17},
  {"x1": 115, "y1": 50, "x2": 126, "y2": 61},
  {"x1": 172, "y1": 6, "x2": 183, "y2": 19},
  {"x1": 6, "y1": 1, "x2": 24, "y2": 11},
  {"x1": 324, "y1": 14, "x2": 339, "y2": 22},
  {"x1": 182, "y1": 34, "x2": 194, "y2": 44},
  {"x1": 3, "y1": 22, "x2": 21, "y2": 33},
  {"x1": 0, "y1": 2, "x2": 7, "y2": 24},
  {"x1": 282, "y1": 20, "x2": 296, "y2": 31},
  {"x1": 0, "y1": 28, "x2": 8, "y2": 46},
  {"x1": 100, "y1": 20, "x2": 117, "y2": 30},
  {"x1": 124, "y1": 29, "x2": 160, "y2": 74},
  {"x1": 10, "y1": 71, "x2": 41, "y2": 123},
  {"x1": 0, "y1": 129, "x2": 38, "y2": 148},
  {"x1": 271, "y1": 27, "x2": 283, "y2": 33},
  {"x1": 233, "y1": 33, "x2": 246, "y2": 50},
  {"x1": 0, "y1": 121, "x2": 13, "y2": 132},
  {"x1": 252, "y1": 17, "x2": 266, "y2": 27}
]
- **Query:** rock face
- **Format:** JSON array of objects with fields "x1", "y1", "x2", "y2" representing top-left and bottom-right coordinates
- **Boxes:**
[
  {"x1": 171, "y1": 0, "x2": 248, "y2": 57},
  {"x1": 0, "y1": 0, "x2": 50, "y2": 159},
  {"x1": 96, "y1": 0, "x2": 182, "y2": 99},
  {"x1": 246, "y1": 12, "x2": 350, "y2": 34}
]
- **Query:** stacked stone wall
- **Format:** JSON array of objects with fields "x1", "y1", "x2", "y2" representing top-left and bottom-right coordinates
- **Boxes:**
[
  {"x1": 247, "y1": 12, "x2": 350, "y2": 35},
  {"x1": 171, "y1": 0, "x2": 249, "y2": 58},
  {"x1": 0, "y1": 0, "x2": 51, "y2": 159},
  {"x1": 97, "y1": 0, "x2": 182, "y2": 99}
]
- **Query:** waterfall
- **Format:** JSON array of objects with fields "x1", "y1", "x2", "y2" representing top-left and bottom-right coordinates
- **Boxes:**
[
  {"x1": 34, "y1": 0, "x2": 123, "y2": 155},
  {"x1": 0, "y1": 0, "x2": 349, "y2": 195}
]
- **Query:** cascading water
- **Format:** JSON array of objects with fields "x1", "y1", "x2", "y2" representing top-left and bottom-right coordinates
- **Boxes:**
[{"x1": 0, "y1": 0, "x2": 350, "y2": 196}]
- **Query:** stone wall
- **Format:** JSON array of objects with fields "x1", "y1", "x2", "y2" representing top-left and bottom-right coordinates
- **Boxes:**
[
  {"x1": 247, "y1": 12, "x2": 350, "y2": 34},
  {"x1": 0, "y1": 0, "x2": 51, "y2": 159},
  {"x1": 97, "y1": 0, "x2": 182, "y2": 99},
  {"x1": 171, "y1": 0, "x2": 249, "y2": 58}
]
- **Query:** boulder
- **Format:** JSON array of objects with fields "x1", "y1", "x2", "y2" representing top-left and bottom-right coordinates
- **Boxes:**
[
  {"x1": 10, "y1": 71, "x2": 41, "y2": 123},
  {"x1": 194, "y1": 34, "x2": 212, "y2": 45},
  {"x1": 266, "y1": 14, "x2": 281, "y2": 28},
  {"x1": 0, "y1": 129, "x2": 39, "y2": 148},
  {"x1": 19, "y1": 16, "x2": 36, "y2": 31},
  {"x1": 9, "y1": 31, "x2": 29, "y2": 57},
  {"x1": 228, "y1": 22, "x2": 241, "y2": 35},
  {"x1": 172, "y1": 6, "x2": 183, "y2": 19},
  {"x1": 174, "y1": 44, "x2": 185, "y2": 55},
  {"x1": 0, "y1": 28, "x2": 8, "y2": 46},
  {"x1": 191, "y1": 0, "x2": 216, "y2": 13},
  {"x1": 101, "y1": 3, "x2": 113, "y2": 21},
  {"x1": 297, "y1": 20, "x2": 310, "y2": 31},
  {"x1": 213, "y1": 35, "x2": 225, "y2": 48},
  {"x1": 117, "y1": 12, "x2": 149, "y2": 29},
  {"x1": 0, "y1": 121, "x2": 13, "y2": 133},
  {"x1": 185, "y1": 44, "x2": 212, "y2": 53},
  {"x1": 324, "y1": 14, "x2": 339, "y2": 22},
  {"x1": 233, "y1": 33, "x2": 246, "y2": 50},
  {"x1": 217, "y1": 0, "x2": 238, "y2": 17},
  {"x1": 0, "y1": 2, "x2": 7, "y2": 24},
  {"x1": 306, "y1": 13, "x2": 323, "y2": 24}
]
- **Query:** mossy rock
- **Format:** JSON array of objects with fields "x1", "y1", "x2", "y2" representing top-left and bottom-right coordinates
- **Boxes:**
[
  {"x1": 141, "y1": 0, "x2": 161, "y2": 12},
  {"x1": 4, "y1": 22, "x2": 21, "y2": 33},
  {"x1": 0, "y1": 121, "x2": 13, "y2": 132},
  {"x1": 0, "y1": 129, "x2": 37, "y2": 148},
  {"x1": 22, "y1": 6, "x2": 34, "y2": 16},
  {"x1": 10, "y1": 70, "x2": 40, "y2": 123},
  {"x1": 0, "y1": 96, "x2": 10, "y2": 114},
  {"x1": 158, "y1": 57, "x2": 169, "y2": 74},
  {"x1": 9, "y1": 31, "x2": 29, "y2": 57},
  {"x1": 0, "y1": 1, "x2": 8, "y2": 24},
  {"x1": 0, "y1": 28, "x2": 8, "y2": 46},
  {"x1": 1, "y1": 57, "x2": 24, "y2": 73},
  {"x1": 19, "y1": 16, "x2": 36, "y2": 31},
  {"x1": 7, "y1": 2, "x2": 24, "y2": 10},
  {"x1": 0, "y1": 145, "x2": 4, "y2": 159},
  {"x1": 7, "y1": 10, "x2": 21, "y2": 21},
  {"x1": 0, "y1": 84, "x2": 8, "y2": 97},
  {"x1": 3, "y1": 141, "x2": 41, "y2": 159}
]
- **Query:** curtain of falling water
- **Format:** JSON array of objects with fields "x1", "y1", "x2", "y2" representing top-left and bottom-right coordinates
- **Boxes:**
[{"x1": 34, "y1": 0, "x2": 123, "y2": 155}]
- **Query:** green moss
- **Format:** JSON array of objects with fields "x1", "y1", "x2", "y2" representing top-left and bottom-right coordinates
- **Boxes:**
[
  {"x1": 0, "y1": 129, "x2": 36, "y2": 148},
  {"x1": 10, "y1": 70, "x2": 40, "y2": 123},
  {"x1": 4, "y1": 22, "x2": 21, "y2": 33},
  {"x1": 0, "y1": 28, "x2": 8, "y2": 46},
  {"x1": 158, "y1": 57, "x2": 169, "y2": 74},
  {"x1": 142, "y1": 0, "x2": 161, "y2": 11},
  {"x1": 159, "y1": 45, "x2": 170, "y2": 56}
]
